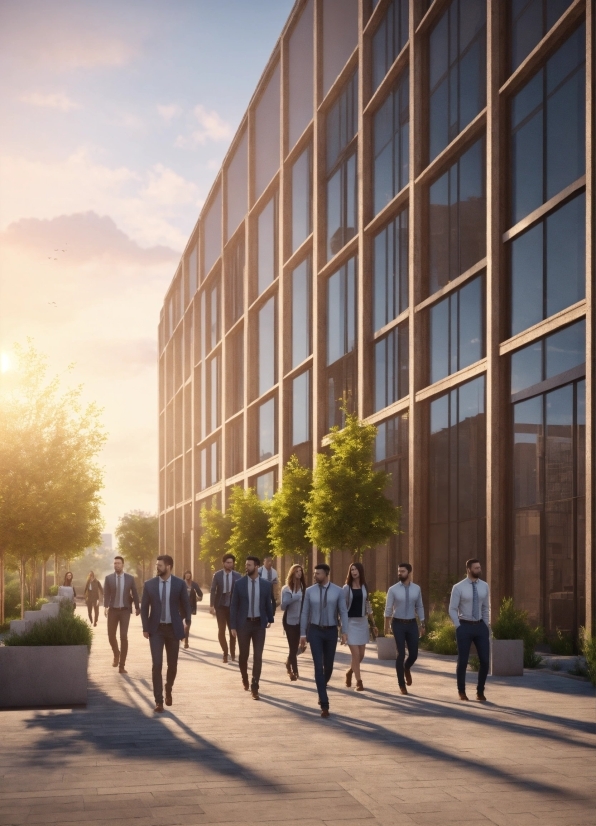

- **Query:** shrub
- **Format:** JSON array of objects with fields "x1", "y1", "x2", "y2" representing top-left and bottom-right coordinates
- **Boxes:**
[
  {"x1": 492, "y1": 597, "x2": 542, "y2": 668},
  {"x1": 34, "y1": 597, "x2": 50, "y2": 610},
  {"x1": 368, "y1": 591, "x2": 387, "y2": 636},
  {"x1": 48, "y1": 585, "x2": 59, "y2": 597},
  {"x1": 579, "y1": 627, "x2": 596, "y2": 686},
  {"x1": 469, "y1": 656, "x2": 480, "y2": 672},
  {"x1": 2, "y1": 604, "x2": 92, "y2": 649},
  {"x1": 549, "y1": 628, "x2": 574, "y2": 656},
  {"x1": 420, "y1": 610, "x2": 458, "y2": 655}
]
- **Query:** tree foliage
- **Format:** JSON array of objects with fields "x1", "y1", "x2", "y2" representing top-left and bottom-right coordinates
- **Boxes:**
[
  {"x1": 115, "y1": 511, "x2": 158, "y2": 583},
  {"x1": 199, "y1": 499, "x2": 232, "y2": 570},
  {"x1": 268, "y1": 456, "x2": 312, "y2": 563},
  {"x1": 226, "y1": 486, "x2": 271, "y2": 567},
  {"x1": 305, "y1": 411, "x2": 400, "y2": 560}
]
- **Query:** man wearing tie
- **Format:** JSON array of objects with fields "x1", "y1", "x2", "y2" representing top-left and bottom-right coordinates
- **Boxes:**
[
  {"x1": 210, "y1": 553, "x2": 241, "y2": 663},
  {"x1": 229, "y1": 556, "x2": 275, "y2": 700},
  {"x1": 103, "y1": 556, "x2": 140, "y2": 674},
  {"x1": 449, "y1": 558, "x2": 491, "y2": 703},
  {"x1": 384, "y1": 563, "x2": 426, "y2": 695},
  {"x1": 141, "y1": 555, "x2": 192, "y2": 713},
  {"x1": 258, "y1": 554, "x2": 279, "y2": 607},
  {"x1": 299, "y1": 563, "x2": 349, "y2": 718}
]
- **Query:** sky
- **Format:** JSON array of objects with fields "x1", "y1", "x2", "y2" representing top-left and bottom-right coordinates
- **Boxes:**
[{"x1": 0, "y1": 0, "x2": 295, "y2": 536}]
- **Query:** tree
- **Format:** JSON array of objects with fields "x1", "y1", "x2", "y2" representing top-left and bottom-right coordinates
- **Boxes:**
[
  {"x1": 306, "y1": 411, "x2": 400, "y2": 561},
  {"x1": 199, "y1": 499, "x2": 232, "y2": 571},
  {"x1": 0, "y1": 343, "x2": 105, "y2": 620},
  {"x1": 115, "y1": 511, "x2": 159, "y2": 585},
  {"x1": 269, "y1": 456, "x2": 312, "y2": 570},
  {"x1": 227, "y1": 486, "x2": 271, "y2": 567}
]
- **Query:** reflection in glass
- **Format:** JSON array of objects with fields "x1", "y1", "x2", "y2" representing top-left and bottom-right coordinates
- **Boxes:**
[
  {"x1": 256, "y1": 471, "x2": 275, "y2": 501},
  {"x1": 374, "y1": 322, "x2": 409, "y2": 412},
  {"x1": 374, "y1": 411, "x2": 409, "y2": 581},
  {"x1": 511, "y1": 25, "x2": 585, "y2": 224},
  {"x1": 372, "y1": 0, "x2": 408, "y2": 91},
  {"x1": 258, "y1": 297, "x2": 276, "y2": 396},
  {"x1": 510, "y1": 0, "x2": 573, "y2": 73},
  {"x1": 227, "y1": 234, "x2": 245, "y2": 329},
  {"x1": 288, "y1": 0, "x2": 314, "y2": 148},
  {"x1": 228, "y1": 330, "x2": 243, "y2": 416},
  {"x1": 258, "y1": 398, "x2": 276, "y2": 461},
  {"x1": 257, "y1": 194, "x2": 278, "y2": 295},
  {"x1": 373, "y1": 69, "x2": 409, "y2": 215},
  {"x1": 292, "y1": 371, "x2": 310, "y2": 446},
  {"x1": 291, "y1": 258, "x2": 311, "y2": 369},
  {"x1": 373, "y1": 209, "x2": 408, "y2": 332},
  {"x1": 429, "y1": 138, "x2": 486, "y2": 294},
  {"x1": 326, "y1": 256, "x2": 357, "y2": 430},
  {"x1": 226, "y1": 130, "x2": 248, "y2": 239},
  {"x1": 227, "y1": 415, "x2": 243, "y2": 477},
  {"x1": 322, "y1": 0, "x2": 358, "y2": 96},
  {"x1": 429, "y1": 274, "x2": 484, "y2": 385},
  {"x1": 204, "y1": 187, "x2": 222, "y2": 277},
  {"x1": 255, "y1": 62, "x2": 280, "y2": 199},
  {"x1": 326, "y1": 71, "x2": 358, "y2": 259},
  {"x1": 510, "y1": 320, "x2": 585, "y2": 396},
  {"x1": 208, "y1": 355, "x2": 219, "y2": 434},
  {"x1": 292, "y1": 146, "x2": 312, "y2": 253},
  {"x1": 188, "y1": 244, "x2": 198, "y2": 301},
  {"x1": 209, "y1": 281, "x2": 219, "y2": 351},
  {"x1": 428, "y1": 0, "x2": 486, "y2": 162}
]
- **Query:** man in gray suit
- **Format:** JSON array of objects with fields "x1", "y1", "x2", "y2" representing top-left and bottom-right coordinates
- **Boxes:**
[{"x1": 103, "y1": 556, "x2": 140, "y2": 674}]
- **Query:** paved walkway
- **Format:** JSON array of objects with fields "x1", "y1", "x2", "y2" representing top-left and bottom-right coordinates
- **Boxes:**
[{"x1": 0, "y1": 603, "x2": 595, "y2": 826}]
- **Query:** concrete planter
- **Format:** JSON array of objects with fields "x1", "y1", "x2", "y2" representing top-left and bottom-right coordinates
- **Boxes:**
[
  {"x1": 491, "y1": 639, "x2": 524, "y2": 676},
  {"x1": 0, "y1": 645, "x2": 88, "y2": 708},
  {"x1": 376, "y1": 636, "x2": 397, "y2": 660}
]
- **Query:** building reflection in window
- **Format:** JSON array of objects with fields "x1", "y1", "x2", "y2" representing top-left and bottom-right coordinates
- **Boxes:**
[
  {"x1": 326, "y1": 71, "x2": 358, "y2": 259},
  {"x1": 326, "y1": 257, "x2": 357, "y2": 430},
  {"x1": 372, "y1": 0, "x2": 408, "y2": 92},
  {"x1": 429, "y1": 272, "x2": 484, "y2": 385},
  {"x1": 374, "y1": 412, "x2": 409, "y2": 590},
  {"x1": 258, "y1": 397, "x2": 276, "y2": 461},
  {"x1": 373, "y1": 69, "x2": 409, "y2": 215},
  {"x1": 374, "y1": 322, "x2": 409, "y2": 413},
  {"x1": 373, "y1": 209, "x2": 408, "y2": 331},
  {"x1": 510, "y1": 0, "x2": 573, "y2": 74},
  {"x1": 292, "y1": 146, "x2": 312, "y2": 254}
]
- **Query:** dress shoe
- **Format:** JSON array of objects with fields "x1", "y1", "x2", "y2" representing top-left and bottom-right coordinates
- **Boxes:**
[
  {"x1": 290, "y1": 672, "x2": 298, "y2": 682},
  {"x1": 93, "y1": 622, "x2": 97, "y2": 627},
  {"x1": 355, "y1": 680, "x2": 364, "y2": 691},
  {"x1": 184, "y1": 639, "x2": 189, "y2": 649},
  {"x1": 399, "y1": 685, "x2": 408, "y2": 695},
  {"x1": 251, "y1": 687, "x2": 260, "y2": 700},
  {"x1": 154, "y1": 703, "x2": 164, "y2": 713},
  {"x1": 165, "y1": 689, "x2": 172, "y2": 706},
  {"x1": 459, "y1": 691, "x2": 469, "y2": 701},
  {"x1": 242, "y1": 679, "x2": 249, "y2": 691},
  {"x1": 320, "y1": 708, "x2": 330, "y2": 718},
  {"x1": 286, "y1": 660, "x2": 292, "y2": 676},
  {"x1": 230, "y1": 654, "x2": 236, "y2": 662},
  {"x1": 345, "y1": 668, "x2": 353, "y2": 687},
  {"x1": 223, "y1": 653, "x2": 228, "y2": 663},
  {"x1": 112, "y1": 656, "x2": 119, "y2": 667},
  {"x1": 404, "y1": 667, "x2": 412, "y2": 686},
  {"x1": 118, "y1": 666, "x2": 127, "y2": 674},
  {"x1": 476, "y1": 691, "x2": 487, "y2": 703}
]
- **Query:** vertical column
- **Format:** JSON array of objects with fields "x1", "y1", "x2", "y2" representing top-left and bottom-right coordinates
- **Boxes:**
[
  {"x1": 279, "y1": 34, "x2": 289, "y2": 494},
  {"x1": 243, "y1": 110, "x2": 255, "y2": 493},
  {"x1": 312, "y1": 0, "x2": 323, "y2": 571},
  {"x1": 356, "y1": 0, "x2": 367, "y2": 421},
  {"x1": 585, "y1": 0, "x2": 594, "y2": 634}
]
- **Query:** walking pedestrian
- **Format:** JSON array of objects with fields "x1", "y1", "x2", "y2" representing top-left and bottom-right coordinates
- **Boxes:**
[
  {"x1": 280, "y1": 563, "x2": 306, "y2": 681},
  {"x1": 84, "y1": 571, "x2": 103, "y2": 626},
  {"x1": 182, "y1": 570, "x2": 203, "y2": 649},
  {"x1": 299, "y1": 563, "x2": 349, "y2": 718},
  {"x1": 258, "y1": 554, "x2": 279, "y2": 606},
  {"x1": 141, "y1": 554, "x2": 192, "y2": 713},
  {"x1": 210, "y1": 553, "x2": 241, "y2": 663},
  {"x1": 342, "y1": 562, "x2": 377, "y2": 691},
  {"x1": 449, "y1": 558, "x2": 490, "y2": 702},
  {"x1": 103, "y1": 556, "x2": 140, "y2": 674},
  {"x1": 384, "y1": 563, "x2": 425, "y2": 695},
  {"x1": 229, "y1": 556, "x2": 275, "y2": 700},
  {"x1": 63, "y1": 571, "x2": 77, "y2": 608}
]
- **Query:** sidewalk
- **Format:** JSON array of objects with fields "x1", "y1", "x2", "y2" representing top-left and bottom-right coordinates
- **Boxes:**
[{"x1": 0, "y1": 603, "x2": 594, "y2": 826}]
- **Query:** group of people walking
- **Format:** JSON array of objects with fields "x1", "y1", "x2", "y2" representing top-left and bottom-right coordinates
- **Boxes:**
[{"x1": 91, "y1": 552, "x2": 490, "y2": 716}]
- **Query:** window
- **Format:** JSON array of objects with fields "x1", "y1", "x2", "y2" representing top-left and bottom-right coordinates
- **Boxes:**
[
  {"x1": 511, "y1": 320, "x2": 586, "y2": 399},
  {"x1": 228, "y1": 329, "x2": 244, "y2": 416},
  {"x1": 288, "y1": 0, "x2": 314, "y2": 148},
  {"x1": 510, "y1": 0, "x2": 574, "y2": 73},
  {"x1": 510, "y1": 25, "x2": 585, "y2": 224},
  {"x1": 291, "y1": 258, "x2": 311, "y2": 369},
  {"x1": 209, "y1": 280, "x2": 220, "y2": 351},
  {"x1": 199, "y1": 437, "x2": 220, "y2": 491},
  {"x1": 429, "y1": 137, "x2": 486, "y2": 295},
  {"x1": 429, "y1": 376, "x2": 486, "y2": 585},
  {"x1": 256, "y1": 471, "x2": 275, "y2": 501},
  {"x1": 227, "y1": 234, "x2": 245, "y2": 329},
  {"x1": 322, "y1": 0, "x2": 358, "y2": 96},
  {"x1": 374, "y1": 412, "x2": 409, "y2": 583},
  {"x1": 326, "y1": 71, "x2": 358, "y2": 260},
  {"x1": 258, "y1": 397, "x2": 276, "y2": 461},
  {"x1": 187, "y1": 244, "x2": 198, "y2": 303},
  {"x1": 257, "y1": 194, "x2": 278, "y2": 295},
  {"x1": 373, "y1": 69, "x2": 409, "y2": 215},
  {"x1": 429, "y1": 273, "x2": 484, "y2": 385},
  {"x1": 227, "y1": 416, "x2": 244, "y2": 477},
  {"x1": 428, "y1": 0, "x2": 486, "y2": 162},
  {"x1": 203, "y1": 187, "x2": 222, "y2": 277},
  {"x1": 291, "y1": 146, "x2": 312, "y2": 253},
  {"x1": 326, "y1": 256, "x2": 357, "y2": 429},
  {"x1": 207, "y1": 354, "x2": 220, "y2": 434},
  {"x1": 509, "y1": 192, "x2": 585, "y2": 336},
  {"x1": 374, "y1": 322, "x2": 409, "y2": 412},
  {"x1": 255, "y1": 63, "x2": 280, "y2": 200},
  {"x1": 292, "y1": 370, "x2": 311, "y2": 446},
  {"x1": 372, "y1": 0, "x2": 409, "y2": 91},
  {"x1": 374, "y1": 209, "x2": 408, "y2": 332},
  {"x1": 227, "y1": 130, "x2": 248, "y2": 240},
  {"x1": 258, "y1": 297, "x2": 276, "y2": 396}
]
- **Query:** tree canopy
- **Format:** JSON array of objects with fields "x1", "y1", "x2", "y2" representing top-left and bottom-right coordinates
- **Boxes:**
[
  {"x1": 268, "y1": 456, "x2": 312, "y2": 563},
  {"x1": 226, "y1": 486, "x2": 271, "y2": 567},
  {"x1": 115, "y1": 511, "x2": 158, "y2": 582},
  {"x1": 199, "y1": 499, "x2": 232, "y2": 570}
]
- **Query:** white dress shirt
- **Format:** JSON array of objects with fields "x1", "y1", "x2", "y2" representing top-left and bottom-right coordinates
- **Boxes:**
[
  {"x1": 449, "y1": 577, "x2": 490, "y2": 627},
  {"x1": 384, "y1": 581, "x2": 425, "y2": 622},
  {"x1": 247, "y1": 575, "x2": 260, "y2": 618},
  {"x1": 159, "y1": 576, "x2": 172, "y2": 623},
  {"x1": 259, "y1": 565, "x2": 278, "y2": 583}
]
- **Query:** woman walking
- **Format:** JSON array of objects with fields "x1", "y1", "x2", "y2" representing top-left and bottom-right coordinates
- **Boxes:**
[
  {"x1": 84, "y1": 571, "x2": 103, "y2": 626},
  {"x1": 182, "y1": 570, "x2": 203, "y2": 649},
  {"x1": 281, "y1": 564, "x2": 306, "y2": 681},
  {"x1": 63, "y1": 571, "x2": 77, "y2": 608},
  {"x1": 343, "y1": 562, "x2": 377, "y2": 691}
]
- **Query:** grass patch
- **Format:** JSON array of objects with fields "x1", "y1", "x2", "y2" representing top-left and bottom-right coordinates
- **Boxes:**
[{"x1": 2, "y1": 604, "x2": 92, "y2": 649}]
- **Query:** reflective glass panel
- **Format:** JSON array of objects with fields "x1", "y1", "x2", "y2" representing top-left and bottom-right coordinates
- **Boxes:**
[
  {"x1": 258, "y1": 397, "x2": 276, "y2": 460},
  {"x1": 372, "y1": 0, "x2": 409, "y2": 91},
  {"x1": 322, "y1": 0, "x2": 358, "y2": 96},
  {"x1": 226, "y1": 130, "x2": 248, "y2": 239},
  {"x1": 257, "y1": 195, "x2": 278, "y2": 295},
  {"x1": 327, "y1": 257, "x2": 357, "y2": 366},
  {"x1": 429, "y1": 274, "x2": 484, "y2": 384},
  {"x1": 203, "y1": 187, "x2": 222, "y2": 277},
  {"x1": 292, "y1": 370, "x2": 310, "y2": 445},
  {"x1": 374, "y1": 322, "x2": 409, "y2": 412},
  {"x1": 255, "y1": 63, "x2": 280, "y2": 199},
  {"x1": 291, "y1": 258, "x2": 311, "y2": 369},
  {"x1": 292, "y1": 146, "x2": 312, "y2": 253},
  {"x1": 188, "y1": 244, "x2": 198, "y2": 301},
  {"x1": 256, "y1": 470, "x2": 275, "y2": 501},
  {"x1": 373, "y1": 208, "x2": 408, "y2": 331},
  {"x1": 258, "y1": 297, "x2": 276, "y2": 396},
  {"x1": 510, "y1": 0, "x2": 574, "y2": 73},
  {"x1": 373, "y1": 69, "x2": 409, "y2": 215},
  {"x1": 288, "y1": 0, "x2": 314, "y2": 148}
]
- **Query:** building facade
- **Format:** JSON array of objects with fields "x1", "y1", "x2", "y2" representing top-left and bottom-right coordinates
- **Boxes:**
[{"x1": 159, "y1": 0, "x2": 595, "y2": 637}]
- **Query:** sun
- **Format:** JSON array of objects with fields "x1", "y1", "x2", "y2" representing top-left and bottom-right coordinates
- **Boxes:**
[{"x1": 0, "y1": 352, "x2": 11, "y2": 374}]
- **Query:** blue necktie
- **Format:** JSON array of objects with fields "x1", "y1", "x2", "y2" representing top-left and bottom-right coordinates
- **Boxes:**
[
  {"x1": 472, "y1": 581, "x2": 479, "y2": 621},
  {"x1": 161, "y1": 580, "x2": 167, "y2": 622}
]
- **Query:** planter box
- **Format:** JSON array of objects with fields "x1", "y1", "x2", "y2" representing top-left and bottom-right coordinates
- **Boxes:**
[
  {"x1": 491, "y1": 639, "x2": 524, "y2": 677},
  {"x1": 0, "y1": 645, "x2": 88, "y2": 708},
  {"x1": 376, "y1": 636, "x2": 397, "y2": 660}
]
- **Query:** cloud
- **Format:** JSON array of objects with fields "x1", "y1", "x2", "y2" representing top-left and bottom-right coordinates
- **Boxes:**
[
  {"x1": 20, "y1": 91, "x2": 79, "y2": 111},
  {"x1": 175, "y1": 104, "x2": 232, "y2": 148},
  {"x1": 157, "y1": 103, "x2": 182, "y2": 123}
]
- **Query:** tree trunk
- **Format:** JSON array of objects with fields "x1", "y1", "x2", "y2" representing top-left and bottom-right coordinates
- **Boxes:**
[
  {"x1": 30, "y1": 558, "x2": 37, "y2": 606},
  {"x1": 42, "y1": 559, "x2": 47, "y2": 598},
  {"x1": 54, "y1": 554, "x2": 58, "y2": 587},
  {"x1": 20, "y1": 556, "x2": 26, "y2": 619},
  {"x1": 0, "y1": 552, "x2": 5, "y2": 625}
]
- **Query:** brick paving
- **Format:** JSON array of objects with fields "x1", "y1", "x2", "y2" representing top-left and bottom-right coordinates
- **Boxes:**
[{"x1": 0, "y1": 603, "x2": 594, "y2": 826}]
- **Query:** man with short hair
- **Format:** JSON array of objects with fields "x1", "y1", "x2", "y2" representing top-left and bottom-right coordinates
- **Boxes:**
[
  {"x1": 141, "y1": 554, "x2": 192, "y2": 713},
  {"x1": 210, "y1": 553, "x2": 241, "y2": 663},
  {"x1": 300, "y1": 564, "x2": 349, "y2": 718},
  {"x1": 103, "y1": 556, "x2": 140, "y2": 674},
  {"x1": 384, "y1": 563, "x2": 425, "y2": 695},
  {"x1": 258, "y1": 554, "x2": 279, "y2": 607},
  {"x1": 449, "y1": 558, "x2": 491, "y2": 702},
  {"x1": 230, "y1": 556, "x2": 274, "y2": 700}
]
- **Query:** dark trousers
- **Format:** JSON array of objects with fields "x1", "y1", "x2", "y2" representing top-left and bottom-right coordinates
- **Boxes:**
[
  {"x1": 307, "y1": 626, "x2": 338, "y2": 709},
  {"x1": 107, "y1": 607, "x2": 131, "y2": 665},
  {"x1": 216, "y1": 607, "x2": 235, "y2": 657},
  {"x1": 87, "y1": 602, "x2": 99, "y2": 624},
  {"x1": 149, "y1": 624, "x2": 180, "y2": 703},
  {"x1": 284, "y1": 621, "x2": 301, "y2": 676},
  {"x1": 392, "y1": 619, "x2": 419, "y2": 687},
  {"x1": 456, "y1": 621, "x2": 490, "y2": 694},
  {"x1": 237, "y1": 621, "x2": 266, "y2": 689}
]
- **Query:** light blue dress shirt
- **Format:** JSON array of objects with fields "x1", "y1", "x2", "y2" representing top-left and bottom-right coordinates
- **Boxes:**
[{"x1": 449, "y1": 577, "x2": 490, "y2": 627}]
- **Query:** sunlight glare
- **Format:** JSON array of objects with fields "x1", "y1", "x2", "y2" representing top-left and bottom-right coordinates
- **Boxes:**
[{"x1": 1, "y1": 352, "x2": 11, "y2": 373}]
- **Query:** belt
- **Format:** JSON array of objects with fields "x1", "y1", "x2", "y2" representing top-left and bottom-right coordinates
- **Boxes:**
[
  {"x1": 316, "y1": 625, "x2": 336, "y2": 629},
  {"x1": 159, "y1": 622, "x2": 172, "y2": 625},
  {"x1": 460, "y1": 619, "x2": 484, "y2": 624},
  {"x1": 393, "y1": 617, "x2": 417, "y2": 623},
  {"x1": 246, "y1": 617, "x2": 260, "y2": 622}
]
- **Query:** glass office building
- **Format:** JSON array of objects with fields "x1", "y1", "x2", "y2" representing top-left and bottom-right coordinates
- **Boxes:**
[{"x1": 159, "y1": 0, "x2": 594, "y2": 637}]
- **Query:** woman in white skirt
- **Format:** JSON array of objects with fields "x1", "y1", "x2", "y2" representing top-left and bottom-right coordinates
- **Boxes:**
[{"x1": 342, "y1": 562, "x2": 377, "y2": 691}]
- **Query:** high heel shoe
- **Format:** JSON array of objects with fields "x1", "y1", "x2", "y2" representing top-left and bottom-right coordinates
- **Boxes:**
[
  {"x1": 345, "y1": 668, "x2": 353, "y2": 687},
  {"x1": 355, "y1": 680, "x2": 364, "y2": 691}
]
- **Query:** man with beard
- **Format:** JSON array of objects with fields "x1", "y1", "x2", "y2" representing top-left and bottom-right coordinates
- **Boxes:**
[
  {"x1": 449, "y1": 558, "x2": 490, "y2": 702},
  {"x1": 210, "y1": 553, "x2": 241, "y2": 663},
  {"x1": 384, "y1": 563, "x2": 425, "y2": 695},
  {"x1": 103, "y1": 556, "x2": 140, "y2": 674}
]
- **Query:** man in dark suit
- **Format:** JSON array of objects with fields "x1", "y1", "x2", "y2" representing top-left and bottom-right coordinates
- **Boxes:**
[
  {"x1": 103, "y1": 556, "x2": 140, "y2": 674},
  {"x1": 141, "y1": 554, "x2": 192, "y2": 713},
  {"x1": 230, "y1": 555, "x2": 274, "y2": 700},
  {"x1": 210, "y1": 553, "x2": 241, "y2": 663}
]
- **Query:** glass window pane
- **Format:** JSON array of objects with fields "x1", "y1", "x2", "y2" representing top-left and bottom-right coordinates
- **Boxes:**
[
  {"x1": 514, "y1": 395, "x2": 543, "y2": 508},
  {"x1": 458, "y1": 275, "x2": 483, "y2": 369},
  {"x1": 458, "y1": 139, "x2": 486, "y2": 274},
  {"x1": 545, "y1": 47, "x2": 585, "y2": 200},
  {"x1": 322, "y1": 0, "x2": 358, "y2": 96},
  {"x1": 292, "y1": 370, "x2": 310, "y2": 445},
  {"x1": 288, "y1": 0, "x2": 314, "y2": 148},
  {"x1": 372, "y1": 0, "x2": 409, "y2": 91},
  {"x1": 511, "y1": 340, "x2": 543, "y2": 395},
  {"x1": 545, "y1": 193, "x2": 586, "y2": 318},
  {"x1": 373, "y1": 70, "x2": 409, "y2": 215},
  {"x1": 226, "y1": 130, "x2": 248, "y2": 239},
  {"x1": 373, "y1": 209, "x2": 409, "y2": 332},
  {"x1": 291, "y1": 258, "x2": 311, "y2": 368},
  {"x1": 258, "y1": 398, "x2": 276, "y2": 460},
  {"x1": 188, "y1": 244, "x2": 198, "y2": 300},
  {"x1": 227, "y1": 235, "x2": 245, "y2": 328},
  {"x1": 258, "y1": 297, "x2": 276, "y2": 395},
  {"x1": 510, "y1": 222, "x2": 543, "y2": 336},
  {"x1": 292, "y1": 146, "x2": 311, "y2": 253},
  {"x1": 545, "y1": 384, "x2": 573, "y2": 501},
  {"x1": 255, "y1": 63, "x2": 280, "y2": 199},
  {"x1": 257, "y1": 195, "x2": 277, "y2": 295},
  {"x1": 545, "y1": 320, "x2": 585, "y2": 380},
  {"x1": 203, "y1": 187, "x2": 221, "y2": 277},
  {"x1": 256, "y1": 471, "x2": 275, "y2": 501},
  {"x1": 430, "y1": 298, "x2": 449, "y2": 384}
]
